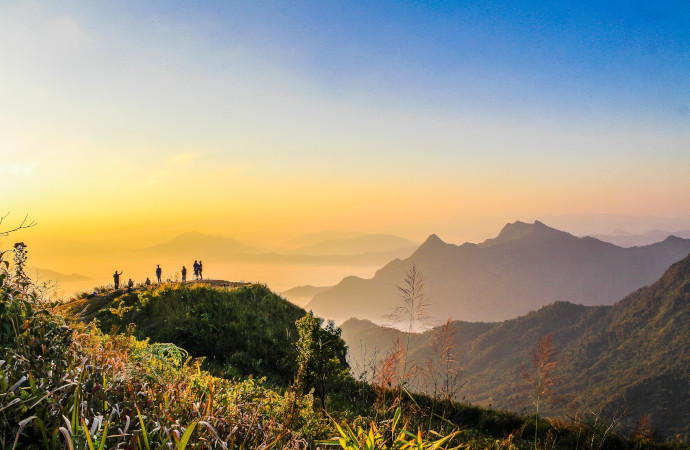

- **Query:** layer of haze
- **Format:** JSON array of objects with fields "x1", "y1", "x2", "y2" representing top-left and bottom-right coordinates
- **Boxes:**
[{"x1": 1, "y1": 1, "x2": 689, "y2": 295}]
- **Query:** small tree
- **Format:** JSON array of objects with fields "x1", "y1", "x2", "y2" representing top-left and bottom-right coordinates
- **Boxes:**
[
  {"x1": 295, "y1": 312, "x2": 350, "y2": 410},
  {"x1": 520, "y1": 334, "x2": 559, "y2": 449}
]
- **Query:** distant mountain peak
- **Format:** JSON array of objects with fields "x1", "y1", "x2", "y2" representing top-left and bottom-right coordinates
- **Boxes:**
[
  {"x1": 664, "y1": 235, "x2": 684, "y2": 242},
  {"x1": 481, "y1": 220, "x2": 571, "y2": 247},
  {"x1": 416, "y1": 233, "x2": 447, "y2": 250},
  {"x1": 425, "y1": 233, "x2": 444, "y2": 244}
]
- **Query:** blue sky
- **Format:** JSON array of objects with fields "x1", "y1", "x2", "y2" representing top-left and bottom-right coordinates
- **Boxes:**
[
  {"x1": 55, "y1": 0, "x2": 690, "y2": 129},
  {"x1": 1, "y1": 1, "x2": 689, "y2": 244},
  {"x1": 140, "y1": 1, "x2": 690, "y2": 126}
]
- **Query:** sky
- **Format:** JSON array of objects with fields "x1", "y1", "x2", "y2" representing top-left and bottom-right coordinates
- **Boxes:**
[{"x1": 1, "y1": 0, "x2": 689, "y2": 252}]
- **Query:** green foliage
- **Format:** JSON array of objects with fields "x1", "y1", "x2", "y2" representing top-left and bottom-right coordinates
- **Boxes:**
[
  {"x1": 0, "y1": 248, "x2": 319, "y2": 448},
  {"x1": 295, "y1": 311, "x2": 351, "y2": 408},
  {"x1": 4, "y1": 243, "x2": 689, "y2": 449},
  {"x1": 320, "y1": 407, "x2": 464, "y2": 449},
  {"x1": 77, "y1": 283, "x2": 309, "y2": 384}
]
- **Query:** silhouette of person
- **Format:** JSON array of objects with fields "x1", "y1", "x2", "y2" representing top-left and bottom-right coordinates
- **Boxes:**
[
  {"x1": 113, "y1": 270, "x2": 123, "y2": 290},
  {"x1": 181, "y1": 266, "x2": 187, "y2": 282},
  {"x1": 198, "y1": 261, "x2": 203, "y2": 280},
  {"x1": 127, "y1": 278, "x2": 134, "y2": 294},
  {"x1": 193, "y1": 260, "x2": 199, "y2": 280},
  {"x1": 156, "y1": 265, "x2": 162, "y2": 283},
  {"x1": 145, "y1": 277, "x2": 151, "y2": 287}
]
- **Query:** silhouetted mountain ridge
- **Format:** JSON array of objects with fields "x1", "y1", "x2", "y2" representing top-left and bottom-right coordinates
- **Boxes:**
[
  {"x1": 588, "y1": 228, "x2": 690, "y2": 247},
  {"x1": 307, "y1": 221, "x2": 690, "y2": 322},
  {"x1": 479, "y1": 220, "x2": 573, "y2": 247}
]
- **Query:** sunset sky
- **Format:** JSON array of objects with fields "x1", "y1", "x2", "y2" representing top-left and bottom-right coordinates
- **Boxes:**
[{"x1": 2, "y1": 1, "x2": 689, "y2": 249}]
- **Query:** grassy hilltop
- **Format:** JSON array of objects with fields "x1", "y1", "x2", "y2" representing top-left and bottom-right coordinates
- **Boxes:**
[{"x1": 59, "y1": 281, "x2": 307, "y2": 384}]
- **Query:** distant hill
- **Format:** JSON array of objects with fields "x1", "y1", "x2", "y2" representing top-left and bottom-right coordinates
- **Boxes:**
[
  {"x1": 282, "y1": 284, "x2": 332, "y2": 307},
  {"x1": 307, "y1": 220, "x2": 690, "y2": 323},
  {"x1": 137, "y1": 231, "x2": 416, "y2": 268},
  {"x1": 288, "y1": 234, "x2": 417, "y2": 256},
  {"x1": 341, "y1": 254, "x2": 690, "y2": 438},
  {"x1": 141, "y1": 231, "x2": 257, "y2": 257},
  {"x1": 27, "y1": 266, "x2": 92, "y2": 282},
  {"x1": 538, "y1": 213, "x2": 690, "y2": 237},
  {"x1": 228, "y1": 247, "x2": 418, "y2": 267},
  {"x1": 588, "y1": 229, "x2": 690, "y2": 247},
  {"x1": 285, "y1": 231, "x2": 365, "y2": 247}
]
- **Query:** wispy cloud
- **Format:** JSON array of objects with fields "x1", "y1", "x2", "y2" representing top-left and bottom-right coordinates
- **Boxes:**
[{"x1": 172, "y1": 153, "x2": 195, "y2": 164}]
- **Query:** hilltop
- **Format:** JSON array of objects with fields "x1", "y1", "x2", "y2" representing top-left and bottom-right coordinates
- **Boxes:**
[{"x1": 59, "y1": 280, "x2": 308, "y2": 384}]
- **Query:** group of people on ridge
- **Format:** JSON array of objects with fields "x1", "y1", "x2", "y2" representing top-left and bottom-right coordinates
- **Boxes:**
[
  {"x1": 182, "y1": 260, "x2": 204, "y2": 282},
  {"x1": 112, "y1": 260, "x2": 204, "y2": 292},
  {"x1": 111, "y1": 270, "x2": 134, "y2": 293}
]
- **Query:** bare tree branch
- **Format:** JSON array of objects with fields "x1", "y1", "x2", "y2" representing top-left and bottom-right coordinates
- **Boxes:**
[{"x1": 0, "y1": 213, "x2": 37, "y2": 237}]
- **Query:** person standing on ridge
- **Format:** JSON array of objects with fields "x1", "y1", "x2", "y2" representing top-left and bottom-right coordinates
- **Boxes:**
[
  {"x1": 113, "y1": 270, "x2": 123, "y2": 290},
  {"x1": 156, "y1": 264, "x2": 162, "y2": 283},
  {"x1": 145, "y1": 277, "x2": 151, "y2": 287},
  {"x1": 127, "y1": 278, "x2": 134, "y2": 294},
  {"x1": 193, "y1": 260, "x2": 199, "y2": 280},
  {"x1": 181, "y1": 265, "x2": 187, "y2": 282},
  {"x1": 198, "y1": 261, "x2": 203, "y2": 280}
]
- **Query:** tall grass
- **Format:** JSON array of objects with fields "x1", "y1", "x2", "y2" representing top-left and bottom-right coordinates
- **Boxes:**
[{"x1": 1, "y1": 249, "x2": 320, "y2": 448}]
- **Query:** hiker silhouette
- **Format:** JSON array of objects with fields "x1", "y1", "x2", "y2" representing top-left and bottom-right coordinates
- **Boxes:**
[
  {"x1": 181, "y1": 266, "x2": 187, "y2": 282},
  {"x1": 193, "y1": 260, "x2": 199, "y2": 280},
  {"x1": 156, "y1": 265, "x2": 162, "y2": 283},
  {"x1": 127, "y1": 279, "x2": 134, "y2": 293},
  {"x1": 113, "y1": 270, "x2": 123, "y2": 290},
  {"x1": 198, "y1": 261, "x2": 203, "y2": 280}
]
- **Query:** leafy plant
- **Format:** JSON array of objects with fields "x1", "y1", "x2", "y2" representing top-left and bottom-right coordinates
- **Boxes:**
[
  {"x1": 295, "y1": 311, "x2": 351, "y2": 409},
  {"x1": 320, "y1": 407, "x2": 464, "y2": 449}
]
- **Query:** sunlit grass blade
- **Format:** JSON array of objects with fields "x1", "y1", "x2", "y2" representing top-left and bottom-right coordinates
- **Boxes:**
[
  {"x1": 136, "y1": 406, "x2": 151, "y2": 450},
  {"x1": 176, "y1": 420, "x2": 199, "y2": 450}
]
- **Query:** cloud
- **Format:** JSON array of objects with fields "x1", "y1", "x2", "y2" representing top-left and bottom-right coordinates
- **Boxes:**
[{"x1": 171, "y1": 153, "x2": 195, "y2": 164}]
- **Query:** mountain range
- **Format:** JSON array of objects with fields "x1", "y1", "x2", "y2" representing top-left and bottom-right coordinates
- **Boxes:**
[
  {"x1": 134, "y1": 231, "x2": 417, "y2": 266},
  {"x1": 306, "y1": 220, "x2": 690, "y2": 322},
  {"x1": 588, "y1": 229, "x2": 690, "y2": 248},
  {"x1": 140, "y1": 230, "x2": 258, "y2": 256},
  {"x1": 341, "y1": 253, "x2": 690, "y2": 438}
]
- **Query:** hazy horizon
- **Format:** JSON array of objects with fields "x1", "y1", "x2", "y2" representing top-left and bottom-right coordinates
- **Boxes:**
[
  {"x1": 5, "y1": 213, "x2": 690, "y2": 300},
  {"x1": 1, "y1": 2, "x2": 689, "y2": 296}
]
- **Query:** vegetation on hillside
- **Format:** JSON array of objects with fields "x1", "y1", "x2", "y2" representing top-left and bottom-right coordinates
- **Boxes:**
[
  {"x1": 1, "y1": 246, "x2": 320, "y2": 448},
  {"x1": 61, "y1": 283, "x2": 307, "y2": 384},
  {"x1": 341, "y1": 255, "x2": 690, "y2": 441},
  {"x1": 3, "y1": 241, "x2": 688, "y2": 448}
]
